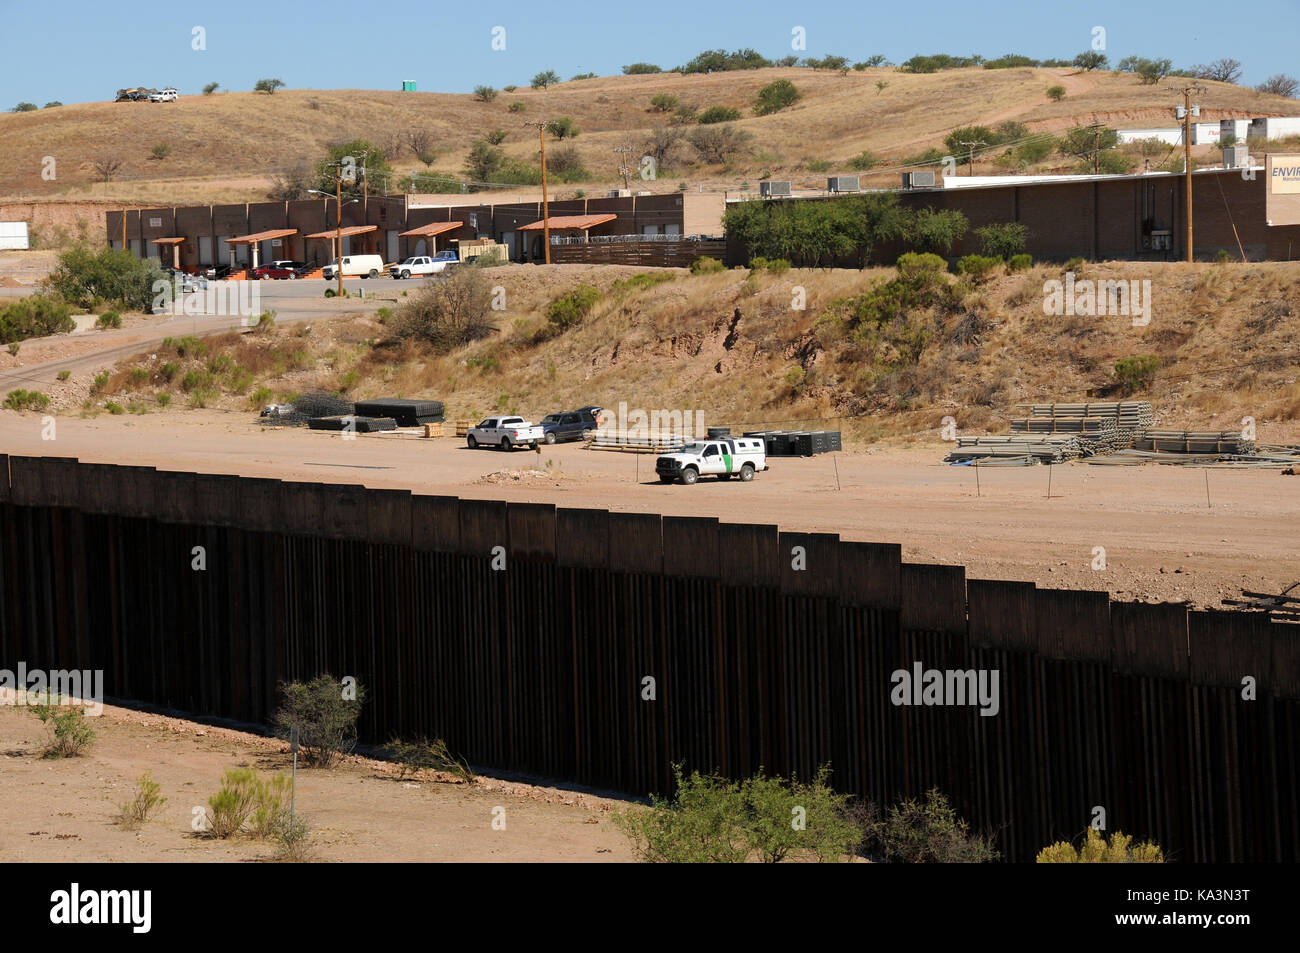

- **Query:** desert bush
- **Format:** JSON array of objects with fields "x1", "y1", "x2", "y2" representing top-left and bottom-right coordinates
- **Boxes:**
[
  {"x1": 1047, "y1": 85, "x2": 1066, "y2": 101},
  {"x1": 0, "y1": 293, "x2": 75, "y2": 344},
  {"x1": 485, "y1": 129, "x2": 508, "y2": 145},
  {"x1": 650, "y1": 93, "x2": 679, "y2": 113},
  {"x1": 150, "y1": 143, "x2": 172, "y2": 161},
  {"x1": 91, "y1": 371, "x2": 110, "y2": 393},
  {"x1": 624, "y1": 62, "x2": 662, "y2": 74},
  {"x1": 181, "y1": 369, "x2": 213, "y2": 392},
  {"x1": 850, "y1": 788, "x2": 999, "y2": 862},
  {"x1": 156, "y1": 393, "x2": 171, "y2": 407},
  {"x1": 1113, "y1": 354, "x2": 1161, "y2": 393},
  {"x1": 249, "y1": 773, "x2": 292, "y2": 839},
  {"x1": 974, "y1": 222, "x2": 1029, "y2": 259},
  {"x1": 472, "y1": 85, "x2": 497, "y2": 102},
  {"x1": 1064, "y1": 256, "x2": 1086, "y2": 274},
  {"x1": 275, "y1": 674, "x2": 366, "y2": 768},
  {"x1": 611, "y1": 272, "x2": 676, "y2": 295},
  {"x1": 96, "y1": 310, "x2": 122, "y2": 330},
  {"x1": 689, "y1": 256, "x2": 725, "y2": 275},
  {"x1": 848, "y1": 150, "x2": 880, "y2": 171},
  {"x1": 1007, "y1": 253, "x2": 1033, "y2": 272},
  {"x1": 754, "y1": 79, "x2": 801, "y2": 115},
  {"x1": 116, "y1": 772, "x2": 167, "y2": 829},
  {"x1": 956, "y1": 254, "x2": 1003, "y2": 283},
  {"x1": 205, "y1": 768, "x2": 259, "y2": 838},
  {"x1": 105, "y1": 401, "x2": 125, "y2": 414},
  {"x1": 45, "y1": 244, "x2": 166, "y2": 312},
  {"x1": 254, "y1": 78, "x2": 285, "y2": 94},
  {"x1": 1037, "y1": 827, "x2": 1163, "y2": 862},
  {"x1": 27, "y1": 699, "x2": 96, "y2": 758},
  {"x1": 545, "y1": 284, "x2": 601, "y2": 333},
  {"x1": 275, "y1": 815, "x2": 314, "y2": 861},
  {"x1": 253, "y1": 310, "x2": 276, "y2": 332},
  {"x1": 384, "y1": 737, "x2": 475, "y2": 783},
  {"x1": 4, "y1": 389, "x2": 50, "y2": 411},
  {"x1": 57, "y1": 369, "x2": 71, "y2": 381},
  {"x1": 386, "y1": 268, "x2": 497, "y2": 353},
  {"x1": 507, "y1": 101, "x2": 526, "y2": 113},
  {"x1": 614, "y1": 764, "x2": 856, "y2": 863},
  {"x1": 546, "y1": 117, "x2": 579, "y2": 139},
  {"x1": 202, "y1": 82, "x2": 219, "y2": 94},
  {"x1": 697, "y1": 105, "x2": 742, "y2": 124}
]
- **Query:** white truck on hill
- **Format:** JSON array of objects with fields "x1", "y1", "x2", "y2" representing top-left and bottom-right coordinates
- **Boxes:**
[
  {"x1": 655, "y1": 437, "x2": 768, "y2": 484},
  {"x1": 389, "y1": 250, "x2": 458, "y2": 279},
  {"x1": 467, "y1": 416, "x2": 544, "y2": 451}
]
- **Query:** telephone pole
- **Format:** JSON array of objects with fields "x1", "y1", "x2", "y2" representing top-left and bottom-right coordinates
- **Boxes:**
[
  {"x1": 1172, "y1": 83, "x2": 1206, "y2": 262},
  {"x1": 524, "y1": 121, "x2": 554, "y2": 263},
  {"x1": 614, "y1": 144, "x2": 633, "y2": 190}
]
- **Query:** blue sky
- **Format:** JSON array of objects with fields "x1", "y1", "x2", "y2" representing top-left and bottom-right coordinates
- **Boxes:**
[{"x1": 1, "y1": 0, "x2": 1295, "y2": 106}]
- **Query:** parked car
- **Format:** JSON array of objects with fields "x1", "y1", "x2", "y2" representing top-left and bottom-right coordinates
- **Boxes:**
[
  {"x1": 539, "y1": 409, "x2": 598, "y2": 444},
  {"x1": 203, "y1": 264, "x2": 233, "y2": 280},
  {"x1": 149, "y1": 88, "x2": 178, "y2": 102},
  {"x1": 322, "y1": 254, "x2": 384, "y2": 280},
  {"x1": 467, "y1": 416, "x2": 544, "y2": 451},
  {"x1": 655, "y1": 437, "x2": 768, "y2": 485},
  {"x1": 389, "y1": 250, "x2": 458, "y2": 279},
  {"x1": 160, "y1": 266, "x2": 206, "y2": 292},
  {"x1": 250, "y1": 260, "x2": 306, "y2": 280},
  {"x1": 576, "y1": 405, "x2": 605, "y2": 426}
]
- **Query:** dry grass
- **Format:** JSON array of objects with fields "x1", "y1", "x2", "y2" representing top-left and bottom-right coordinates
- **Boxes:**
[
  {"x1": 86, "y1": 260, "x2": 1300, "y2": 442},
  {"x1": 3, "y1": 68, "x2": 1295, "y2": 204}
]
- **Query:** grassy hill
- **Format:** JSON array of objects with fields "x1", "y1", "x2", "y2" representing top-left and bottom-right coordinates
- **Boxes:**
[
  {"x1": 3, "y1": 66, "x2": 1296, "y2": 207},
  {"x1": 65, "y1": 259, "x2": 1300, "y2": 448}
]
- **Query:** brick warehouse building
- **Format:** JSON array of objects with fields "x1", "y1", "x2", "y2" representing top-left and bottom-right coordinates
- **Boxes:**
[
  {"x1": 105, "y1": 192, "x2": 725, "y2": 271},
  {"x1": 724, "y1": 161, "x2": 1300, "y2": 265}
]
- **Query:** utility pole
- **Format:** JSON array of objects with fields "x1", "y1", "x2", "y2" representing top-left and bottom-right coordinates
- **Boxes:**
[
  {"x1": 1171, "y1": 83, "x2": 1205, "y2": 262},
  {"x1": 524, "y1": 121, "x2": 555, "y2": 263},
  {"x1": 614, "y1": 144, "x2": 633, "y2": 191},
  {"x1": 334, "y1": 163, "x2": 344, "y2": 297},
  {"x1": 958, "y1": 140, "x2": 986, "y2": 175}
]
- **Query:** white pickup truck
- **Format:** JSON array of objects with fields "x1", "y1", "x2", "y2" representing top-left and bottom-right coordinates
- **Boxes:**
[
  {"x1": 655, "y1": 437, "x2": 768, "y2": 484},
  {"x1": 467, "y1": 416, "x2": 544, "y2": 451},
  {"x1": 389, "y1": 251, "x2": 458, "y2": 279}
]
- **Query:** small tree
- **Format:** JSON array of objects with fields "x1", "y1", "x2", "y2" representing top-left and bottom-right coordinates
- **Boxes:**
[
  {"x1": 254, "y1": 78, "x2": 285, "y2": 94},
  {"x1": 546, "y1": 116, "x2": 579, "y2": 139},
  {"x1": 92, "y1": 156, "x2": 124, "y2": 182},
  {"x1": 1047, "y1": 84, "x2": 1066, "y2": 102},
  {"x1": 11, "y1": 102, "x2": 37, "y2": 112},
  {"x1": 531, "y1": 69, "x2": 560, "y2": 90},
  {"x1": 1037, "y1": 827, "x2": 1164, "y2": 862},
  {"x1": 851, "y1": 788, "x2": 999, "y2": 862},
  {"x1": 649, "y1": 93, "x2": 679, "y2": 113},
  {"x1": 688, "y1": 124, "x2": 754, "y2": 163},
  {"x1": 485, "y1": 129, "x2": 508, "y2": 145},
  {"x1": 875, "y1": 80, "x2": 890, "y2": 95},
  {"x1": 202, "y1": 81, "x2": 219, "y2": 95},
  {"x1": 1256, "y1": 73, "x2": 1299, "y2": 98},
  {"x1": 697, "y1": 105, "x2": 742, "y2": 124},
  {"x1": 473, "y1": 84, "x2": 498, "y2": 102},
  {"x1": 1072, "y1": 51, "x2": 1109, "y2": 71},
  {"x1": 274, "y1": 674, "x2": 366, "y2": 767},
  {"x1": 28, "y1": 699, "x2": 96, "y2": 758},
  {"x1": 623, "y1": 62, "x2": 662, "y2": 74},
  {"x1": 1190, "y1": 58, "x2": 1242, "y2": 84},
  {"x1": 754, "y1": 79, "x2": 801, "y2": 115},
  {"x1": 43, "y1": 101, "x2": 62, "y2": 108}
]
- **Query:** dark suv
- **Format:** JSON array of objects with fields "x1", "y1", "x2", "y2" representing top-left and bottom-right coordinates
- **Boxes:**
[{"x1": 539, "y1": 409, "x2": 598, "y2": 444}]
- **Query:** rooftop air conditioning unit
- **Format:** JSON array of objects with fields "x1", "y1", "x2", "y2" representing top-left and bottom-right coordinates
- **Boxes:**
[
  {"x1": 827, "y1": 176, "x2": 860, "y2": 192},
  {"x1": 1222, "y1": 143, "x2": 1249, "y2": 169},
  {"x1": 760, "y1": 180, "x2": 792, "y2": 197},
  {"x1": 633, "y1": 190, "x2": 652, "y2": 196},
  {"x1": 606, "y1": 189, "x2": 631, "y2": 198},
  {"x1": 903, "y1": 171, "x2": 936, "y2": 189}
]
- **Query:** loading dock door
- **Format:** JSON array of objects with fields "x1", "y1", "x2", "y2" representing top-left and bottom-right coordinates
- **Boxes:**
[
  {"x1": 386, "y1": 230, "x2": 399, "y2": 262},
  {"x1": 217, "y1": 238, "x2": 232, "y2": 265},
  {"x1": 501, "y1": 231, "x2": 516, "y2": 260},
  {"x1": 199, "y1": 236, "x2": 213, "y2": 265}
]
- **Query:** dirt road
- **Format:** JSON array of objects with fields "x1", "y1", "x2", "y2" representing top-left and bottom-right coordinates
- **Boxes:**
[{"x1": 2, "y1": 410, "x2": 1295, "y2": 607}]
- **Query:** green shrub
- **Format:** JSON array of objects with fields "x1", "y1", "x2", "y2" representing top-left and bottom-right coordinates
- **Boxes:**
[
  {"x1": 383, "y1": 737, "x2": 475, "y2": 783},
  {"x1": 472, "y1": 85, "x2": 498, "y2": 102},
  {"x1": 207, "y1": 353, "x2": 234, "y2": 375},
  {"x1": 4, "y1": 389, "x2": 50, "y2": 411},
  {"x1": 507, "y1": 101, "x2": 526, "y2": 113},
  {"x1": 956, "y1": 254, "x2": 1003, "y2": 283},
  {"x1": 697, "y1": 106, "x2": 742, "y2": 124},
  {"x1": 127, "y1": 367, "x2": 149, "y2": 387},
  {"x1": 96, "y1": 311, "x2": 123, "y2": 330},
  {"x1": 0, "y1": 293, "x2": 75, "y2": 345},
  {"x1": 1047, "y1": 85, "x2": 1067, "y2": 102},
  {"x1": 1217, "y1": 248, "x2": 1232, "y2": 263},
  {"x1": 45, "y1": 245, "x2": 166, "y2": 312},
  {"x1": 105, "y1": 401, "x2": 125, "y2": 415},
  {"x1": 249, "y1": 773, "x2": 292, "y2": 840},
  {"x1": 973, "y1": 222, "x2": 1029, "y2": 259},
  {"x1": 275, "y1": 814, "x2": 314, "y2": 861},
  {"x1": 1037, "y1": 827, "x2": 1164, "y2": 863},
  {"x1": 181, "y1": 369, "x2": 213, "y2": 392},
  {"x1": 57, "y1": 369, "x2": 71, "y2": 381},
  {"x1": 611, "y1": 272, "x2": 676, "y2": 295},
  {"x1": 253, "y1": 310, "x2": 276, "y2": 332},
  {"x1": 117, "y1": 772, "x2": 167, "y2": 829},
  {"x1": 205, "y1": 768, "x2": 259, "y2": 838},
  {"x1": 613, "y1": 764, "x2": 857, "y2": 863},
  {"x1": 202, "y1": 82, "x2": 219, "y2": 95},
  {"x1": 275, "y1": 674, "x2": 366, "y2": 768},
  {"x1": 1113, "y1": 355, "x2": 1160, "y2": 393},
  {"x1": 250, "y1": 385, "x2": 273, "y2": 409},
  {"x1": 1064, "y1": 256, "x2": 1086, "y2": 274},
  {"x1": 848, "y1": 150, "x2": 880, "y2": 171},
  {"x1": 159, "y1": 360, "x2": 179, "y2": 382},
  {"x1": 91, "y1": 371, "x2": 110, "y2": 394},
  {"x1": 156, "y1": 393, "x2": 171, "y2": 407},
  {"x1": 27, "y1": 700, "x2": 96, "y2": 758},
  {"x1": 650, "y1": 93, "x2": 679, "y2": 113},
  {"x1": 754, "y1": 79, "x2": 801, "y2": 115},
  {"x1": 545, "y1": 284, "x2": 601, "y2": 331},
  {"x1": 186, "y1": 388, "x2": 217, "y2": 408},
  {"x1": 1008, "y1": 253, "x2": 1033, "y2": 272},
  {"x1": 165, "y1": 335, "x2": 207, "y2": 358},
  {"x1": 851, "y1": 788, "x2": 999, "y2": 862},
  {"x1": 689, "y1": 256, "x2": 725, "y2": 274},
  {"x1": 805, "y1": 158, "x2": 832, "y2": 172}
]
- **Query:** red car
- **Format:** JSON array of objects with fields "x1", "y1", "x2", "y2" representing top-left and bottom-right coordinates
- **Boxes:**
[{"x1": 250, "y1": 260, "x2": 306, "y2": 280}]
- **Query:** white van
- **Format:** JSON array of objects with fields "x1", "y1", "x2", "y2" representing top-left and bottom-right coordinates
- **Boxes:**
[{"x1": 322, "y1": 254, "x2": 384, "y2": 279}]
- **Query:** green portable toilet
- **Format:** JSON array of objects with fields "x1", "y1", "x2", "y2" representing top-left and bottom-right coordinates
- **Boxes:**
[{"x1": 401, "y1": 80, "x2": 416, "y2": 92}]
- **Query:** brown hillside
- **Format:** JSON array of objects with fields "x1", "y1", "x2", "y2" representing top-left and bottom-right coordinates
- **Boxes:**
[{"x1": 2, "y1": 67, "x2": 1296, "y2": 206}]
